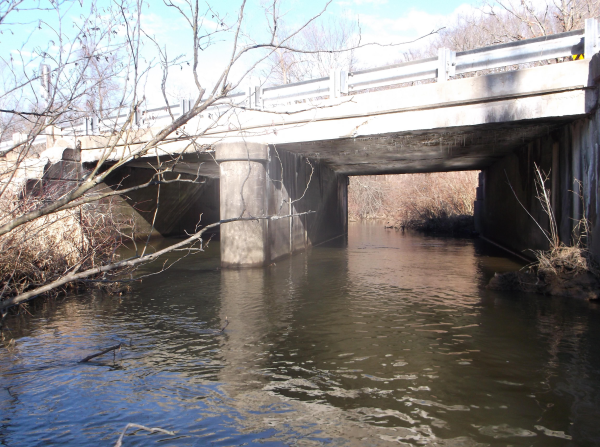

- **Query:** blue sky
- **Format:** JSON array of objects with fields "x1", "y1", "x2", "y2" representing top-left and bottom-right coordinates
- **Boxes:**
[{"x1": 1, "y1": 0, "x2": 480, "y2": 106}]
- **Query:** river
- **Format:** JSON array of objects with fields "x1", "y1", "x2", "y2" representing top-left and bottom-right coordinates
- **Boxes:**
[{"x1": 1, "y1": 222, "x2": 599, "y2": 446}]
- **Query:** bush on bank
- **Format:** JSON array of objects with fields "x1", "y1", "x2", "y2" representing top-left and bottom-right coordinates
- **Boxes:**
[{"x1": 0, "y1": 193, "x2": 127, "y2": 309}]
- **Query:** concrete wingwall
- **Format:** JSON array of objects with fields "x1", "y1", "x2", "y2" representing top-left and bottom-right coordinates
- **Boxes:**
[
  {"x1": 103, "y1": 167, "x2": 220, "y2": 238},
  {"x1": 476, "y1": 108, "x2": 600, "y2": 259}
]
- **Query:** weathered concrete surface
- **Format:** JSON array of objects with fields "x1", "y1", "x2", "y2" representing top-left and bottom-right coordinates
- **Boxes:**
[
  {"x1": 216, "y1": 142, "x2": 347, "y2": 267},
  {"x1": 216, "y1": 142, "x2": 269, "y2": 267},
  {"x1": 476, "y1": 138, "x2": 555, "y2": 255},
  {"x1": 476, "y1": 54, "x2": 600, "y2": 258},
  {"x1": 267, "y1": 61, "x2": 593, "y2": 175},
  {"x1": 267, "y1": 148, "x2": 347, "y2": 261},
  {"x1": 103, "y1": 167, "x2": 220, "y2": 238}
]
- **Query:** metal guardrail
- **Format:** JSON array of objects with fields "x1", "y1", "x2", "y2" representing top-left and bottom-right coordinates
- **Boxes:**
[
  {"x1": 57, "y1": 93, "x2": 249, "y2": 137},
  {"x1": 0, "y1": 135, "x2": 47, "y2": 152},
  {"x1": 7, "y1": 17, "x2": 599, "y2": 143},
  {"x1": 262, "y1": 18, "x2": 596, "y2": 103}
]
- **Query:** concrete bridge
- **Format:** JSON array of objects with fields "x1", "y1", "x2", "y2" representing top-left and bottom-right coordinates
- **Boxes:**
[{"x1": 25, "y1": 18, "x2": 600, "y2": 266}]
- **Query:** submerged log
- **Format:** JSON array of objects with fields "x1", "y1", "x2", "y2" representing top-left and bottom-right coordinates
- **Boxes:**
[{"x1": 79, "y1": 343, "x2": 123, "y2": 363}]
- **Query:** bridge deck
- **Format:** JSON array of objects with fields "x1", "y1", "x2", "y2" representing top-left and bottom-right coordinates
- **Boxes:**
[{"x1": 71, "y1": 58, "x2": 595, "y2": 177}]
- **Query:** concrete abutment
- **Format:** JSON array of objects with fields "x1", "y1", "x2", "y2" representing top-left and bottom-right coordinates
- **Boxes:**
[{"x1": 476, "y1": 111, "x2": 600, "y2": 259}]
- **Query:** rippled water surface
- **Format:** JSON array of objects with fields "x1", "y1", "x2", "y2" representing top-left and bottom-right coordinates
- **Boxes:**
[{"x1": 2, "y1": 222, "x2": 600, "y2": 446}]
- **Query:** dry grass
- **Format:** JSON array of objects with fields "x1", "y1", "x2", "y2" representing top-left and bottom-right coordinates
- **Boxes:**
[
  {"x1": 488, "y1": 167, "x2": 600, "y2": 300},
  {"x1": 0, "y1": 192, "x2": 128, "y2": 305},
  {"x1": 489, "y1": 245, "x2": 600, "y2": 300},
  {"x1": 535, "y1": 245, "x2": 599, "y2": 278},
  {"x1": 348, "y1": 171, "x2": 479, "y2": 235}
]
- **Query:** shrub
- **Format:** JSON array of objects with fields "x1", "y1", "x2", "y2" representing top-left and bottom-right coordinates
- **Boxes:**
[{"x1": 0, "y1": 192, "x2": 128, "y2": 305}]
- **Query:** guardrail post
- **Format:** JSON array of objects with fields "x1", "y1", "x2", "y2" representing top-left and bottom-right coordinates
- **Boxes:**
[
  {"x1": 329, "y1": 69, "x2": 348, "y2": 98},
  {"x1": 85, "y1": 117, "x2": 96, "y2": 135},
  {"x1": 247, "y1": 86, "x2": 261, "y2": 109},
  {"x1": 340, "y1": 70, "x2": 348, "y2": 95},
  {"x1": 247, "y1": 87, "x2": 253, "y2": 108},
  {"x1": 437, "y1": 48, "x2": 456, "y2": 82},
  {"x1": 253, "y1": 86, "x2": 261, "y2": 110},
  {"x1": 180, "y1": 98, "x2": 192, "y2": 115},
  {"x1": 584, "y1": 17, "x2": 599, "y2": 59}
]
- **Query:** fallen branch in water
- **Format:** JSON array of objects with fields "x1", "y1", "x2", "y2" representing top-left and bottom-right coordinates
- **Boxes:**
[
  {"x1": 0, "y1": 212, "x2": 315, "y2": 312},
  {"x1": 79, "y1": 343, "x2": 122, "y2": 363},
  {"x1": 114, "y1": 423, "x2": 175, "y2": 447}
]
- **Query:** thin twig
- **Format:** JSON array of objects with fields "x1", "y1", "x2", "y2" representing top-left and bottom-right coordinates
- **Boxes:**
[{"x1": 220, "y1": 316, "x2": 229, "y2": 332}]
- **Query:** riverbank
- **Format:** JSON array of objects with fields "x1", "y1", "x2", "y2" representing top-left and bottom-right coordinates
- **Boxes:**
[
  {"x1": 488, "y1": 245, "x2": 600, "y2": 300},
  {"x1": 385, "y1": 213, "x2": 477, "y2": 236},
  {"x1": 0, "y1": 196, "x2": 127, "y2": 312}
]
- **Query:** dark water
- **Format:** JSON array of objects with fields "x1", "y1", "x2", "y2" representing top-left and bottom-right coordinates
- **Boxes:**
[{"x1": 1, "y1": 222, "x2": 600, "y2": 446}]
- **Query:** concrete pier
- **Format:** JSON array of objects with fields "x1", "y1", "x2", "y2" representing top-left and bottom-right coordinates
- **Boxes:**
[
  {"x1": 216, "y1": 142, "x2": 269, "y2": 267},
  {"x1": 215, "y1": 141, "x2": 348, "y2": 268}
]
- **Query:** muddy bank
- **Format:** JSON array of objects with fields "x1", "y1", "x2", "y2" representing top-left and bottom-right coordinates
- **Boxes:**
[{"x1": 488, "y1": 247, "x2": 600, "y2": 300}]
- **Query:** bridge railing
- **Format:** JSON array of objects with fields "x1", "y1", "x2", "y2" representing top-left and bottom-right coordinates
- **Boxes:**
[
  {"x1": 262, "y1": 17, "x2": 597, "y2": 105},
  {"x1": 56, "y1": 92, "x2": 249, "y2": 138},
  {"x1": 348, "y1": 28, "x2": 587, "y2": 92},
  {"x1": 7, "y1": 17, "x2": 598, "y2": 144}
]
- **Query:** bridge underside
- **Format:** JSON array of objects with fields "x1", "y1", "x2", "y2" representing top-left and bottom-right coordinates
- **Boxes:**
[
  {"x1": 272, "y1": 118, "x2": 576, "y2": 176},
  {"x1": 122, "y1": 117, "x2": 578, "y2": 179}
]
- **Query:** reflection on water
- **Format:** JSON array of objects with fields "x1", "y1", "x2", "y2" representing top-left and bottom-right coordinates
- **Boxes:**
[{"x1": 1, "y1": 222, "x2": 600, "y2": 446}]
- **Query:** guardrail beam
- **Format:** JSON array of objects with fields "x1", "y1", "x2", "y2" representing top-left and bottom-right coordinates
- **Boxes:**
[{"x1": 52, "y1": 22, "x2": 597, "y2": 135}]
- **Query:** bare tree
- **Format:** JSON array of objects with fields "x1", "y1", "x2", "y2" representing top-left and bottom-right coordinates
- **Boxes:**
[
  {"x1": 0, "y1": 0, "x2": 436, "y2": 312},
  {"x1": 264, "y1": 13, "x2": 360, "y2": 84},
  {"x1": 431, "y1": 0, "x2": 600, "y2": 53},
  {"x1": 348, "y1": 172, "x2": 478, "y2": 229}
]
